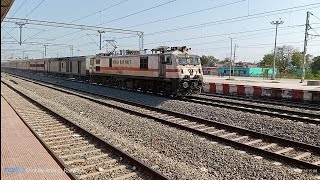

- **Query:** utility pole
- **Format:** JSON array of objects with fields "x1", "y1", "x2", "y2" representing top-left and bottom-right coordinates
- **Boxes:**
[
  {"x1": 44, "y1": 45, "x2": 48, "y2": 57},
  {"x1": 16, "y1": 22, "x2": 25, "y2": 45},
  {"x1": 301, "y1": 11, "x2": 311, "y2": 83},
  {"x1": 70, "y1": 45, "x2": 74, "y2": 57},
  {"x1": 98, "y1": 30, "x2": 105, "y2": 50},
  {"x1": 270, "y1": 19, "x2": 284, "y2": 80},
  {"x1": 229, "y1": 37, "x2": 233, "y2": 79},
  {"x1": 233, "y1": 44, "x2": 238, "y2": 76}
]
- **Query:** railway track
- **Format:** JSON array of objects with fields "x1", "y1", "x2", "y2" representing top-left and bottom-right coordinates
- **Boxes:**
[
  {"x1": 2, "y1": 73, "x2": 320, "y2": 173},
  {"x1": 182, "y1": 95, "x2": 320, "y2": 125},
  {"x1": 1, "y1": 82, "x2": 169, "y2": 180},
  {"x1": 202, "y1": 93, "x2": 320, "y2": 111}
]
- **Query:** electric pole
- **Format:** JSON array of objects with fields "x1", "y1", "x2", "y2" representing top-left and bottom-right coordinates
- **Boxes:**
[
  {"x1": 301, "y1": 11, "x2": 311, "y2": 83},
  {"x1": 44, "y1": 45, "x2": 48, "y2": 57},
  {"x1": 16, "y1": 22, "x2": 25, "y2": 45},
  {"x1": 233, "y1": 44, "x2": 238, "y2": 76},
  {"x1": 98, "y1": 30, "x2": 105, "y2": 50},
  {"x1": 270, "y1": 19, "x2": 284, "y2": 80},
  {"x1": 70, "y1": 45, "x2": 74, "y2": 57},
  {"x1": 229, "y1": 37, "x2": 233, "y2": 79}
]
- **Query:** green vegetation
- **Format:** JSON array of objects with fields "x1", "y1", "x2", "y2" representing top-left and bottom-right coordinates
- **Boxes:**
[
  {"x1": 259, "y1": 46, "x2": 320, "y2": 80},
  {"x1": 200, "y1": 55, "x2": 219, "y2": 66}
]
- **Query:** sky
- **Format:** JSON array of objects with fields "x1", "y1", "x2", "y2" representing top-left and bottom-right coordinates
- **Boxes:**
[{"x1": 1, "y1": 0, "x2": 320, "y2": 62}]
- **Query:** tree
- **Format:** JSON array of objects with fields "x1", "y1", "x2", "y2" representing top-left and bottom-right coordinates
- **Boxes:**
[
  {"x1": 306, "y1": 54, "x2": 314, "y2": 68},
  {"x1": 200, "y1": 55, "x2": 219, "y2": 66},
  {"x1": 310, "y1": 56, "x2": 320, "y2": 74},
  {"x1": 291, "y1": 52, "x2": 303, "y2": 68},
  {"x1": 259, "y1": 53, "x2": 274, "y2": 67},
  {"x1": 276, "y1": 45, "x2": 296, "y2": 73}
]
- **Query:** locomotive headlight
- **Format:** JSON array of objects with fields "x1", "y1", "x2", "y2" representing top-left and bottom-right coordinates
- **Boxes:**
[{"x1": 182, "y1": 82, "x2": 189, "y2": 88}]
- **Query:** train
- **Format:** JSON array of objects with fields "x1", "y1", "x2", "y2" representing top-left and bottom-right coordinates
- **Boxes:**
[{"x1": 1, "y1": 46, "x2": 204, "y2": 96}]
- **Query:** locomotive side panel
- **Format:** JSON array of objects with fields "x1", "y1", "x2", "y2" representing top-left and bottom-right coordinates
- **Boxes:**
[{"x1": 93, "y1": 54, "x2": 159, "y2": 77}]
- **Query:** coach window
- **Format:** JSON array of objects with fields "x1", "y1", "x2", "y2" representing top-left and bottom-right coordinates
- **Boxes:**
[
  {"x1": 96, "y1": 59, "x2": 100, "y2": 64},
  {"x1": 96, "y1": 66, "x2": 100, "y2": 72},
  {"x1": 109, "y1": 58, "x2": 112, "y2": 67},
  {"x1": 62, "y1": 63, "x2": 64, "y2": 68},
  {"x1": 140, "y1": 57, "x2": 148, "y2": 69}
]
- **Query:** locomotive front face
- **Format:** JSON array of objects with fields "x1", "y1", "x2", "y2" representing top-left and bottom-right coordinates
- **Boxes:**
[{"x1": 173, "y1": 51, "x2": 203, "y2": 95}]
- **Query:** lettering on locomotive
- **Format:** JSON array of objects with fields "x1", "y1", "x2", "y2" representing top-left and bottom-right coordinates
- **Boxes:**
[{"x1": 112, "y1": 59, "x2": 131, "y2": 65}]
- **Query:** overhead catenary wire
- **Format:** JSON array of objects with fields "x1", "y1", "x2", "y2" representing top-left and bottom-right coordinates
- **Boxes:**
[
  {"x1": 4, "y1": 23, "x2": 319, "y2": 58},
  {"x1": 21, "y1": 0, "x2": 131, "y2": 42},
  {"x1": 3, "y1": 2, "x2": 320, "y2": 59},
  {"x1": 122, "y1": 0, "x2": 246, "y2": 29},
  {"x1": 9, "y1": 27, "x2": 319, "y2": 59},
  {"x1": 2, "y1": 0, "x2": 46, "y2": 40},
  {"x1": 23, "y1": 0, "x2": 178, "y2": 43},
  {"x1": 51, "y1": 4, "x2": 320, "y2": 47},
  {"x1": 100, "y1": 0, "x2": 178, "y2": 25},
  {"x1": 25, "y1": 0, "x2": 45, "y2": 18}
]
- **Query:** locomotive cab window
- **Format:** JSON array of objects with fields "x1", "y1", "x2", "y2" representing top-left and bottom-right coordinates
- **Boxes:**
[
  {"x1": 178, "y1": 56, "x2": 188, "y2": 65},
  {"x1": 190, "y1": 56, "x2": 200, "y2": 65},
  {"x1": 166, "y1": 56, "x2": 172, "y2": 65},
  {"x1": 96, "y1": 66, "x2": 100, "y2": 72},
  {"x1": 96, "y1": 59, "x2": 100, "y2": 64},
  {"x1": 140, "y1": 57, "x2": 148, "y2": 69}
]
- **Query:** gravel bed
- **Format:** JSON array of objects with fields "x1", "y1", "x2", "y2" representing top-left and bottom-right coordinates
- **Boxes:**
[
  {"x1": 13, "y1": 72, "x2": 320, "y2": 144},
  {"x1": 2, "y1": 77, "x2": 319, "y2": 179},
  {"x1": 195, "y1": 94, "x2": 320, "y2": 115},
  {"x1": 4, "y1": 72, "x2": 320, "y2": 147}
]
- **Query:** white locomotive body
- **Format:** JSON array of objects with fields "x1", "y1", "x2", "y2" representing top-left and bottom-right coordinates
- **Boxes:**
[{"x1": 1, "y1": 46, "x2": 203, "y2": 96}]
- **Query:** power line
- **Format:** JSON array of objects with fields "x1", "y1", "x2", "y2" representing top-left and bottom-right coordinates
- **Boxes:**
[
  {"x1": 144, "y1": 3, "x2": 320, "y2": 36},
  {"x1": 54, "y1": 4, "x2": 319, "y2": 45},
  {"x1": 6, "y1": 24, "x2": 315, "y2": 57},
  {"x1": 71, "y1": 0, "x2": 130, "y2": 23},
  {"x1": 2, "y1": 0, "x2": 46, "y2": 40},
  {"x1": 23, "y1": 0, "x2": 177, "y2": 43},
  {"x1": 21, "y1": 0, "x2": 131, "y2": 42},
  {"x1": 1, "y1": 27, "x2": 19, "y2": 42},
  {"x1": 8, "y1": 0, "x2": 29, "y2": 18},
  {"x1": 25, "y1": 0, "x2": 46, "y2": 18},
  {"x1": 122, "y1": 0, "x2": 246, "y2": 29},
  {"x1": 118, "y1": 24, "x2": 310, "y2": 48},
  {"x1": 100, "y1": 0, "x2": 178, "y2": 25},
  {"x1": 311, "y1": 13, "x2": 320, "y2": 21}
]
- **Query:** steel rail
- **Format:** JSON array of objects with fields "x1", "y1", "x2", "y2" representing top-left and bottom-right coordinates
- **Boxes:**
[
  {"x1": 1, "y1": 80, "x2": 169, "y2": 180},
  {"x1": 182, "y1": 95, "x2": 320, "y2": 125},
  {"x1": 201, "y1": 93, "x2": 320, "y2": 111},
  {"x1": 3, "y1": 72, "x2": 320, "y2": 171}
]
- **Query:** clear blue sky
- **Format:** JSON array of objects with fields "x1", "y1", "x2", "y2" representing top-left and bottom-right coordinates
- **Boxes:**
[{"x1": 1, "y1": 0, "x2": 320, "y2": 62}]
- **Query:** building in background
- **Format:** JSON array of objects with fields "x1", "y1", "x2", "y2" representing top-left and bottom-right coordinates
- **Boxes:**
[
  {"x1": 217, "y1": 67, "x2": 276, "y2": 77},
  {"x1": 202, "y1": 67, "x2": 218, "y2": 75}
]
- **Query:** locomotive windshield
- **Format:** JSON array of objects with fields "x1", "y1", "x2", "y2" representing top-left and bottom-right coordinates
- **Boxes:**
[
  {"x1": 190, "y1": 56, "x2": 200, "y2": 65},
  {"x1": 178, "y1": 56, "x2": 188, "y2": 65},
  {"x1": 178, "y1": 56, "x2": 200, "y2": 65}
]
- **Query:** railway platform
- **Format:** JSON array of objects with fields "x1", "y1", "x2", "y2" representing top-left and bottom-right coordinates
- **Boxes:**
[
  {"x1": 1, "y1": 96, "x2": 70, "y2": 180},
  {"x1": 203, "y1": 75, "x2": 320, "y2": 102}
]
